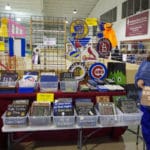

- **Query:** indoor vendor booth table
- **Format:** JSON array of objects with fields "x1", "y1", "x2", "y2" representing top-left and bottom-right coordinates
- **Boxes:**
[
  {"x1": 2, "y1": 118, "x2": 142, "y2": 150},
  {"x1": 0, "y1": 90, "x2": 128, "y2": 149}
]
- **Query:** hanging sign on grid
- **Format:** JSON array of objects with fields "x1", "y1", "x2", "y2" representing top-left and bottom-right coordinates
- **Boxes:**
[{"x1": 8, "y1": 18, "x2": 26, "y2": 37}]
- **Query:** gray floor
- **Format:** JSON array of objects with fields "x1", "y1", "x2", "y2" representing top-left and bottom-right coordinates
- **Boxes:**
[{"x1": 11, "y1": 125, "x2": 145, "y2": 150}]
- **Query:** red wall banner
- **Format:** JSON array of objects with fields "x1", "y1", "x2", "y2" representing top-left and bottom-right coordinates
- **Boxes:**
[{"x1": 126, "y1": 11, "x2": 149, "y2": 37}]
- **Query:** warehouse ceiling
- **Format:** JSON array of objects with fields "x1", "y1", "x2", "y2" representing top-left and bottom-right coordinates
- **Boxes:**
[{"x1": 0, "y1": 0, "x2": 99, "y2": 19}]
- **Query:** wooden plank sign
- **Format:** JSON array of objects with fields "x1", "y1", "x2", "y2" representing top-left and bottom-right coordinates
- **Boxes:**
[{"x1": 141, "y1": 86, "x2": 150, "y2": 106}]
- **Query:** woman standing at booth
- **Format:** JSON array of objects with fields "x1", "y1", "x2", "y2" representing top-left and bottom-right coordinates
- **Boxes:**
[{"x1": 135, "y1": 52, "x2": 150, "y2": 150}]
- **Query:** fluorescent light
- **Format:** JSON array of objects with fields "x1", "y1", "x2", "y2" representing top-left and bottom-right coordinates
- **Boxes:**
[
  {"x1": 16, "y1": 18, "x2": 21, "y2": 21},
  {"x1": 5, "y1": 3, "x2": 11, "y2": 10},
  {"x1": 73, "y1": 9, "x2": 77, "y2": 14}
]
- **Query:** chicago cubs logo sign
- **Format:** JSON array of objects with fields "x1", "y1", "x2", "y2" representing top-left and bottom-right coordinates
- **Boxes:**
[{"x1": 89, "y1": 62, "x2": 107, "y2": 80}]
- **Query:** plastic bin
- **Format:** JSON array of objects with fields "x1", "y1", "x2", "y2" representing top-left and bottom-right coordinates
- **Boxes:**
[
  {"x1": 98, "y1": 108, "x2": 123, "y2": 127},
  {"x1": 39, "y1": 82, "x2": 58, "y2": 92},
  {"x1": 76, "y1": 108, "x2": 98, "y2": 127},
  {"x1": 28, "y1": 115, "x2": 51, "y2": 126},
  {"x1": 2, "y1": 112, "x2": 28, "y2": 127},
  {"x1": 29, "y1": 102, "x2": 51, "y2": 126},
  {"x1": 0, "y1": 87, "x2": 16, "y2": 93},
  {"x1": 53, "y1": 115, "x2": 75, "y2": 127},
  {"x1": 18, "y1": 80, "x2": 36, "y2": 93},
  {"x1": 60, "y1": 80, "x2": 78, "y2": 92},
  {"x1": 121, "y1": 109, "x2": 143, "y2": 125},
  {"x1": 0, "y1": 81, "x2": 16, "y2": 94},
  {"x1": 53, "y1": 110, "x2": 75, "y2": 127}
]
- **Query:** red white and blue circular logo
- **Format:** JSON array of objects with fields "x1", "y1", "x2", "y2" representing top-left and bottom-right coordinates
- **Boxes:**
[
  {"x1": 89, "y1": 63, "x2": 107, "y2": 80},
  {"x1": 97, "y1": 38, "x2": 112, "y2": 58}
]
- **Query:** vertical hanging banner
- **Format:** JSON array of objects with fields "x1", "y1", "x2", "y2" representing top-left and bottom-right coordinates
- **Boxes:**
[
  {"x1": 9, "y1": 37, "x2": 14, "y2": 56},
  {"x1": 14, "y1": 38, "x2": 26, "y2": 57},
  {"x1": 9, "y1": 38, "x2": 26, "y2": 57},
  {"x1": 126, "y1": 11, "x2": 149, "y2": 37}
]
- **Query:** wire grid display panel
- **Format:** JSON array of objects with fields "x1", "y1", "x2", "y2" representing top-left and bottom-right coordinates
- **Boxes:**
[
  {"x1": 0, "y1": 55, "x2": 16, "y2": 70},
  {"x1": 0, "y1": 55, "x2": 30, "y2": 71},
  {"x1": 30, "y1": 16, "x2": 67, "y2": 73},
  {"x1": 0, "y1": 13, "x2": 32, "y2": 71}
]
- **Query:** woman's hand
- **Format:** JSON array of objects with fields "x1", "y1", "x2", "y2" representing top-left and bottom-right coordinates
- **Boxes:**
[{"x1": 137, "y1": 79, "x2": 144, "y2": 89}]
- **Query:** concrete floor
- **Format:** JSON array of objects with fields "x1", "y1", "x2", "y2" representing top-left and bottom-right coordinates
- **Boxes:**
[{"x1": 10, "y1": 125, "x2": 144, "y2": 150}]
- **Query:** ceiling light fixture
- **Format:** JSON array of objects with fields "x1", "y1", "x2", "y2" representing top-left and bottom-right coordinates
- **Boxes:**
[
  {"x1": 16, "y1": 18, "x2": 21, "y2": 22},
  {"x1": 73, "y1": 9, "x2": 77, "y2": 14},
  {"x1": 65, "y1": 20, "x2": 69, "y2": 24},
  {"x1": 5, "y1": 3, "x2": 11, "y2": 10}
]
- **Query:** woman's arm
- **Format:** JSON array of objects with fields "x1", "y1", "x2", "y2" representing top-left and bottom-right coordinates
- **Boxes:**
[{"x1": 135, "y1": 61, "x2": 146, "y2": 88}]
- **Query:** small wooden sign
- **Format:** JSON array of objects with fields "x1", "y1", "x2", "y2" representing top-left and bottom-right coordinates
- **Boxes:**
[{"x1": 141, "y1": 86, "x2": 150, "y2": 106}]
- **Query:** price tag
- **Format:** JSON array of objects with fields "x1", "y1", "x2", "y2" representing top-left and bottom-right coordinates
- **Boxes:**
[{"x1": 37, "y1": 93, "x2": 54, "y2": 103}]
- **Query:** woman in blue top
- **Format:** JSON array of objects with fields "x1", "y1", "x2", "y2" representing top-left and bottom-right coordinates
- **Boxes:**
[{"x1": 135, "y1": 54, "x2": 150, "y2": 150}]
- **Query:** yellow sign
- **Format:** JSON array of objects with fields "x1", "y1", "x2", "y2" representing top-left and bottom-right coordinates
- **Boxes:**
[
  {"x1": 85, "y1": 18, "x2": 98, "y2": 26},
  {"x1": 37, "y1": 93, "x2": 54, "y2": 103},
  {"x1": 0, "y1": 41, "x2": 5, "y2": 51}
]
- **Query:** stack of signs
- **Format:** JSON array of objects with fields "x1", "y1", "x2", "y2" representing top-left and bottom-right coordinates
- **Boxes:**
[
  {"x1": 29, "y1": 102, "x2": 51, "y2": 126},
  {"x1": 98, "y1": 102, "x2": 116, "y2": 115},
  {"x1": 6, "y1": 99, "x2": 29, "y2": 117},
  {"x1": 103, "y1": 84, "x2": 124, "y2": 91},
  {"x1": 104, "y1": 78, "x2": 115, "y2": 84},
  {"x1": 0, "y1": 71, "x2": 18, "y2": 87},
  {"x1": 79, "y1": 84, "x2": 89, "y2": 91},
  {"x1": 96, "y1": 85, "x2": 109, "y2": 92},
  {"x1": 112, "y1": 95, "x2": 127, "y2": 107},
  {"x1": 30, "y1": 102, "x2": 50, "y2": 116},
  {"x1": 119, "y1": 99, "x2": 138, "y2": 113},
  {"x1": 59, "y1": 73, "x2": 78, "y2": 92},
  {"x1": 87, "y1": 80, "x2": 98, "y2": 91},
  {"x1": 87, "y1": 79, "x2": 105, "y2": 91},
  {"x1": 60, "y1": 72, "x2": 74, "y2": 81},
  {"x1": 53, "y1": 98, "x2": 74, "y2": 116},
  {"x1": 75, "y1": 99, "x2": 98, "y2": 127},
  {"x1": 75, "y1": 100, "x2": 96, "y2": 116},
  {"x1": 96, "y1": 96, "x2": 110, "y2": 103}
]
